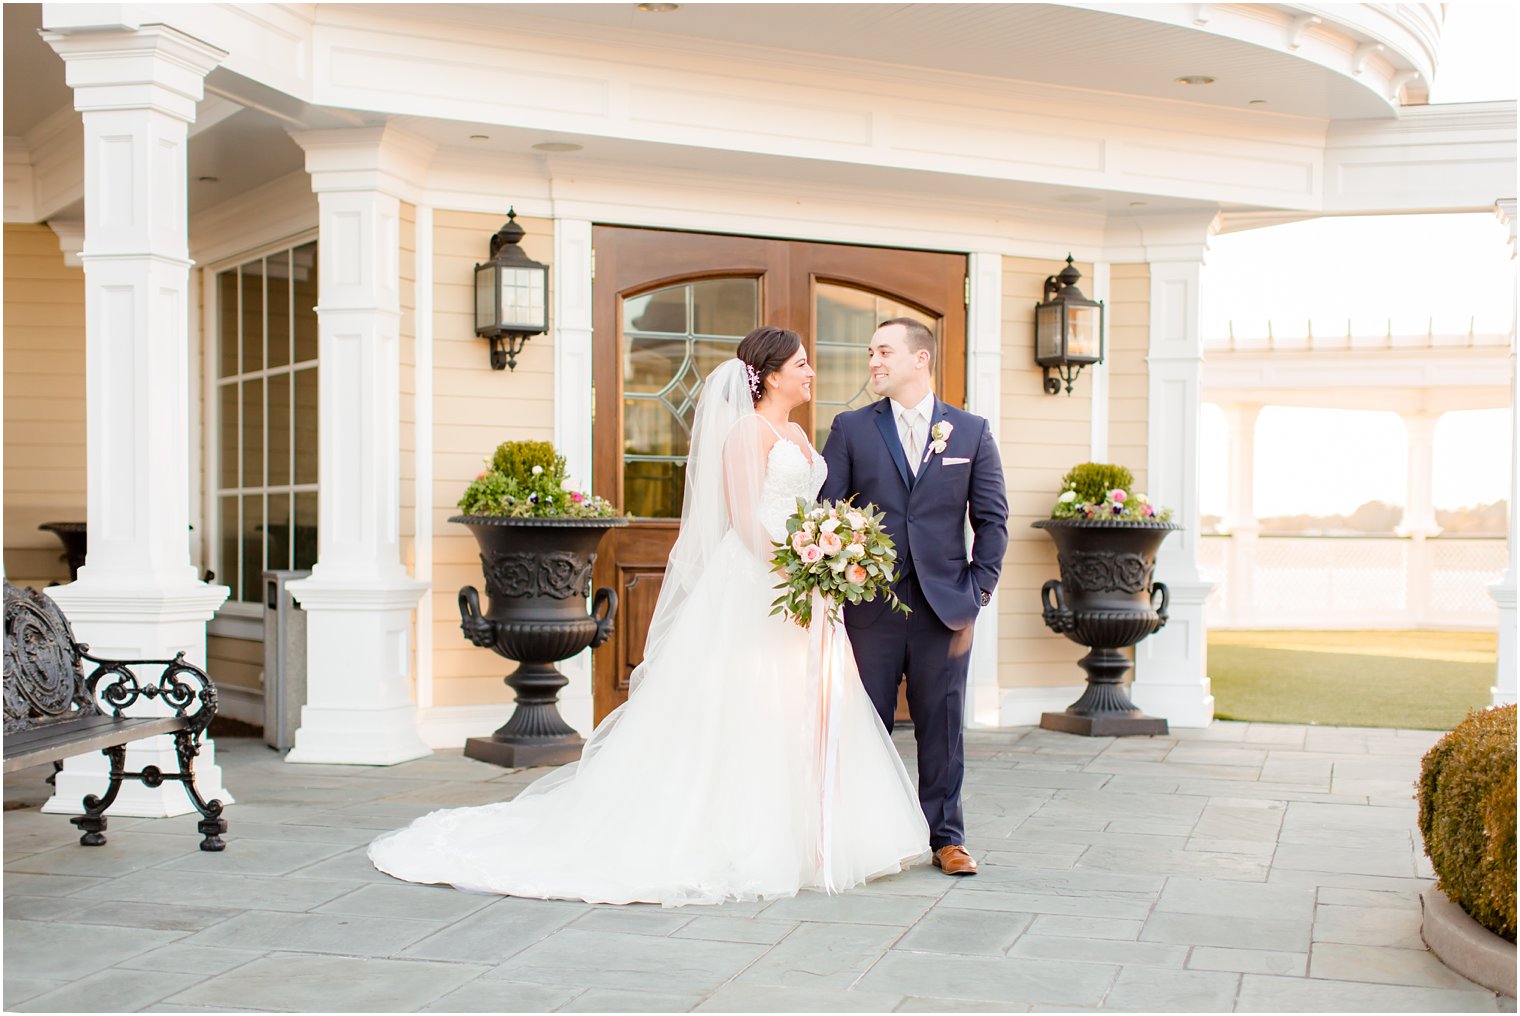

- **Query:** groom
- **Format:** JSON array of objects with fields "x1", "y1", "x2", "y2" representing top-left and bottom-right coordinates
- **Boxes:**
[{"x1": 820, "y1": 318, "x2": 1008, "y2": 876}]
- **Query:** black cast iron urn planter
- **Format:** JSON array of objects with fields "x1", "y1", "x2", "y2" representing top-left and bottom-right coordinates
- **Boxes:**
[
  {"x1": 1032, "y1": 518, "x2": 1180, "y2": 737},
  {"x1": 452, "y1": 514, "x2": 628, "y2": 767}
]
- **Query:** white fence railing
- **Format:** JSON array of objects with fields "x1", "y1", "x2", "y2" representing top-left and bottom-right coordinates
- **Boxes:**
[{"x1": 1199, "y1": 533, "x2": 1507, "y2": 630}]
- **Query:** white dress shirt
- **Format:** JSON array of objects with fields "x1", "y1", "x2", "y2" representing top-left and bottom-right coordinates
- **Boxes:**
[{"x1": 890, "y1": 391, "x2": 936, "y2": 475}]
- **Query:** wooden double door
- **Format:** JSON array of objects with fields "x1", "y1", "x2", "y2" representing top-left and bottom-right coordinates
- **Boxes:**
[{"x1": 591, "y1": 226, "x2": 967, "y2": 723}]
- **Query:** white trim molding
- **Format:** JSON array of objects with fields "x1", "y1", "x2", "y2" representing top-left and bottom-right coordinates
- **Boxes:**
[{"x1": 966, "y1": 251, "x2": 1003, "y2": 729}]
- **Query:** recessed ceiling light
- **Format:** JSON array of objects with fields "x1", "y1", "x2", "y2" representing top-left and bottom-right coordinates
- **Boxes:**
[
  {"x1": 1175, "y1": 75, "x2": 1216, "y2": 86},
  {"x1": 637, "y1": 3, "x2": 679, "y2": 11},
  {"x1": 1129, "y1": 201, "x2": 1148, "y2": 207},
  {"x1": 1248, "y1": 98, "x2": 1267, "y2": 105},
  {"x1": 1054, "y1": 193, "x2": 1101, "y2": 205},
  {"x1": 532, "y1": 142, "x2": 584, "y2": 153},
  {"x1": 469, "y1": 134, "x2": 490, "y2": 141},
  {"x1": 197, "y1": 176, "x2": 219, "y2": 183}
]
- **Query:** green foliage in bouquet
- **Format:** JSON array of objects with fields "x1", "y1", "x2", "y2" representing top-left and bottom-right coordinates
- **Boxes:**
[
  {"x1": 1049, "y1": 461, "x2": 1173, "y2": 522},
  {"x1": 458, "y1": 440, "x2": 621, "y2": 519},
  {"x1": 1417, "y1": 704, "x2": 1517, "y2": 942},
  {"x1": 771, "y1": 497, "x2": 910, "y2": 628}
]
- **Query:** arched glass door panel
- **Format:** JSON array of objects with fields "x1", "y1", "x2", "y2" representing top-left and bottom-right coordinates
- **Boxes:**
[
  {"x1": 813, "y1": 282, "x2": 940, "y2": 447},
  {"x1": 620, "y1": 277, "x2": 759, "y2": 518}
]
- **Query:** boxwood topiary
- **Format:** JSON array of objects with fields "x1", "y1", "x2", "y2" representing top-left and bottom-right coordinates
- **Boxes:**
[
  {"x1": 1059, "y1": 462, "x2": 1135, "y2": 506},
  {"x1": 1417, "y1": 704, "x2": 1517, "y2": 942}
]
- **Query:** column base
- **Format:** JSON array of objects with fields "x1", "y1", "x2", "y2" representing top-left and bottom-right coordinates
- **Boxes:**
[
  {"x1": 284, "y1": 704, "x2": 432, "y2": 766},
  {"x1": 1133, "y1": 578, "x2": 1216, "y2": 729},
  {"x1": 1490, "y1": 577, "x2": 1516, "y2": 707}
]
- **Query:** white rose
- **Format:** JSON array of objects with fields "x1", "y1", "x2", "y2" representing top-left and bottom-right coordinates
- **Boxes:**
[
  {"x1": 531, "y1": 465, "x2": 544, "y2": 476},
  {"x1": 844, "y1": 543, "x2": 866, "y2": 559},
  {"x1": 820, "y1": 518, "x2": 840, "y2": 533},
  {"x1": 1058, "y1": 490, "x2": 1077, "y2": 503},
  {"x1": 846, "y1": 512, "x2": 867, "y2": 530}
]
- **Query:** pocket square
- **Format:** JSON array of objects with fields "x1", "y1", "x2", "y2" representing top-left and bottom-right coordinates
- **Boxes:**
[{"x1": 941, "y1": 456, "x2": 971, "y2": 466}]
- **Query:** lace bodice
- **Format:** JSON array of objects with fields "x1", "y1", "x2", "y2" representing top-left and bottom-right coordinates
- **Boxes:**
[{"x1": 759, "y1": 437, "x2": 828, "y2": 542}]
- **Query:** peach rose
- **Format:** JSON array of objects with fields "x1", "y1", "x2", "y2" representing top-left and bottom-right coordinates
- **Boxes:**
[
  {"x1": 791, "y1": 530, "x2": 812, "y2": 553},
  {"x1": 817, "y1": 531, "x2": 844, "y2": 556},
  {"x1": 845, "y1": 563, "x2": 869, "y2": 586},
  {"x1": 800, "y1": 544, "x2": 824, "y2": 564}
]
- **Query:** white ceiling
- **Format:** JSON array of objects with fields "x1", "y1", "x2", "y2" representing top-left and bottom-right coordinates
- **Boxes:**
[{"x1": 370, "y1": 2, "x2": 1397, "y2": 120}]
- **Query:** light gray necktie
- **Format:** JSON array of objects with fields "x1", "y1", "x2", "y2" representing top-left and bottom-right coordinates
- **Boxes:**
[{"x1": 900, "y1": 409, "x2": 921, "y2": 475}]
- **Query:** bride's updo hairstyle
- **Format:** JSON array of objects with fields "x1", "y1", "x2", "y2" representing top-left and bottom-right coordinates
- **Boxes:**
[{"x1": 736, "y1": 326, "x2": 803, "y2": 405}]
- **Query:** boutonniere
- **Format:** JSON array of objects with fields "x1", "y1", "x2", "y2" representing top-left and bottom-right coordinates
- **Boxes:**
[{"x1": 926, "y1": 420, "x2": 953, "y2": 460}]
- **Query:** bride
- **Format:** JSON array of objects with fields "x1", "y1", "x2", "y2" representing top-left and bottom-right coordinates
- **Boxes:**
[{"x1": 369, "y1": 326, "x2": 929, "y2": 906}]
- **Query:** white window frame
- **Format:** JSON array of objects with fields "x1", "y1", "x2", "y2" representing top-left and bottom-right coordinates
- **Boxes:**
[{"x1": 203, "y1": 230, "x2": 319, "y2": 637}]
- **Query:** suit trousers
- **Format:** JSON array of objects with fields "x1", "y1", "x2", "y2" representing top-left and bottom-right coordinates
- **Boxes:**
[{"x1": 848, "y1": 571, "x2": 974, "y2": 849}]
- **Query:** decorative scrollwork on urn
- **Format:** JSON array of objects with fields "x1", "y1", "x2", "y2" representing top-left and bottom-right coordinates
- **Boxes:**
[
  {"x1": 481, "y1": 551, "x2": 595, "y2": 600},
  {"x1": 1060, "y1": 550, "x2": 1155, "y2": 594}
]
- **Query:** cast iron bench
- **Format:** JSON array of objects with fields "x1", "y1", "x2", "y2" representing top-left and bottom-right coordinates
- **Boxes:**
[{"x1": 3, "y1": 581, "x2": 228, "y2": 850}]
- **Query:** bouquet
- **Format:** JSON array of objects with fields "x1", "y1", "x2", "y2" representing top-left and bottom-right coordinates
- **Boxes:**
[{"x1": 770, "y1": 497, "x2": 909, "y2": 628}]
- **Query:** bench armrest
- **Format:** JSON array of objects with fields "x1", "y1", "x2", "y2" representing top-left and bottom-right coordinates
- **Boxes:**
[{"x1": 81, "y1": 651, "x2": 219, "y2": 736}]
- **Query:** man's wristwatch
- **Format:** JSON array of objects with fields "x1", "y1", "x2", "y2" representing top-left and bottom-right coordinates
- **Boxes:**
[{"x1": 979, "y1": 589, "x2": 992, "y2": 608}]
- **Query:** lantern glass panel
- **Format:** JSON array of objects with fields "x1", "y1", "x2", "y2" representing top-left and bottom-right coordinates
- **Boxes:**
[
  {"x1": 499, "y1": 266, "x2": 546, "y2": 331},
  {"x1": 1036, "y1": 303, "x2": 1063, "y2": 363},
  {"x1": 475, "y1": 264, "x2": 496, "y2": 333},
  {"x1": 1067, "y1": 304, "x2": 1100, "y2": 361}
]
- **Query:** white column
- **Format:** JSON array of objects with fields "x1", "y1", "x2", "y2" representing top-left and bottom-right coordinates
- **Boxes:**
[
  {"x1": 1133, "y1": 253, "x2": 1217, "y2": 727},
  {"x1": 1400, "y1": 412, "x2": 1442, "y2": 627},
  {"x1": 40, "y1": 24, "x2": 232, "y2": 817},
  {"x1": 1491, "y1": 198, "x2": 1517, "y2": 707},
  {"x1": 1222, "y1": 403, "x2": 1262, "y2": 628},
  {"x1": 284, "y1": 126, "x2": 435, "y2": 765},
  {"x1": 966, "y1": 252, "x2": 1003, "y2": 728},
  {"x1": 553, "y1": 217, "x2": 596, "y2": 736}
]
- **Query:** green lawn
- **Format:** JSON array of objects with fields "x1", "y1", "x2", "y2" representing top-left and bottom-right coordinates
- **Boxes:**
[{"x1": 1207, "y1": 630, "x2": 1497, "y2": 731}]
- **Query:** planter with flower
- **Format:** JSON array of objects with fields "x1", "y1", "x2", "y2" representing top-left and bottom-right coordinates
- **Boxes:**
[
  {"x1": 451, "y1": 441, "x2": 627, "y2": 767},
  {"x1": 1032, "y1": 462, "x2": 1179, "y2": 737}
]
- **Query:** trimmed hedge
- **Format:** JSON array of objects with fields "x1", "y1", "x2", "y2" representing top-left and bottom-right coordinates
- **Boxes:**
[{"x1": 1417, "y1": 704, "x2": 1517, "y2": 942}]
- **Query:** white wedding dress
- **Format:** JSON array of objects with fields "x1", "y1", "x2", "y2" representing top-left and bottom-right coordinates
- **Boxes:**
[{"x1": 369, "y1": 363, "x2": 929, "y2": 907}]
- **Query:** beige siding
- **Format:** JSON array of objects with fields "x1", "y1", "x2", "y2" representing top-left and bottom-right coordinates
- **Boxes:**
[
  {"x1": 3, "y1": 224, "x2": 85, "y2": 588},
  {"x1": 996, "y1": 256, "x2": 1094, "y2": 690},
  {"x1": 1107, "y1": 262, "x2": 1150, "y2": 491},
  {"x1": 207, "y1": 633, "x2": 263, "y2": 694},
  {"x1": 428, "y1": 210, "x2": 555, "y2": 708}
]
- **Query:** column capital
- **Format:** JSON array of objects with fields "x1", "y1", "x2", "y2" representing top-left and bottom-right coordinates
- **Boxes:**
[
  {"x1": 289, "y1": 124, "x2": 437, "y2": 203},
  {"x1": 42, "y1": 24, "x2": 224, "y2": 122},
  {"x1": 1103, "y1": 209, "x2": 1220, "y2": 266}
]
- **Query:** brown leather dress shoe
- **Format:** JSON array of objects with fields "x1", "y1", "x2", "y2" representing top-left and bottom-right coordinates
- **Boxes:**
[{"x1": 932, "y1": 844, "x2": 977, "y2": 876}]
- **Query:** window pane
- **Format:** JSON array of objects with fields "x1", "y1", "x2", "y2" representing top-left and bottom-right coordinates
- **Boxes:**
[
  {"x1": 293, "y1": 491, "x2": 318, "y2": 571},
  {"x1": 267, "y1": 251, "x2": 291, "y2": 369},
  {"x1": 266, "y1": 490, "x2": 293, "y2": 572},
  {"x1": 292, "y1": 242, "x2": 318, "y2": 363},
  {"x1": 218, "y1": 270, "x2": 240, "y2": 378},
  {"x1": 218, "y1": 383, "x2": 239, "y2": 490},
  {"x1": 219, "y1": 495, "x2": 239, "y2": 597},
  {"x1": 690, "y1": 278, "x2": 756, "y2": 337},
  {"x1": 623, "y1": 286, "x2": 687, "y2": 335},
  {"x1": 813, "y1": 283, "x2": 940, "y2": 447},
  {"x1": 624, "y1": 461, "x2": 686, "y2": 520},
  {"x1": 241, "y1": 377, "x2": 264, "y2": 488},
  {"x1": 268, "y1": 371, "x2": 291, "y2": 486},
  {"x1": 241, "y1": 494, "x2": 264, "y2": 604},
  {"x1": 240, "y1": 261, "x2": 265, "y2": 374},
  {"x1": 293, "y1": 367, "x2": 318, "y2": 485}
]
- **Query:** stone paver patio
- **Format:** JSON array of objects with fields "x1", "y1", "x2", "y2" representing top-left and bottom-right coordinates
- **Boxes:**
[{"x1": 4, "y1": 722, "x2": 1515, "y2": 1013}]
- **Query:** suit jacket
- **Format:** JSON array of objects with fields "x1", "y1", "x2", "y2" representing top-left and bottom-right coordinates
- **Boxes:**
[{"x1": 820, "y1": 396, "x2": 1008, "y2": 631}]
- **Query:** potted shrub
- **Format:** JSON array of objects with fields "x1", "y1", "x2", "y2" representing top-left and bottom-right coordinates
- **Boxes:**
[
  {"x1": 1416, "y1": 704, "x2": 1516, "y2": 995},
  {"x1": 1031, "y1": 462, "x2": 1179, "y2": 736},
  {"x1": 452, "y1": 441, "x2": 627, "y2": 767}
]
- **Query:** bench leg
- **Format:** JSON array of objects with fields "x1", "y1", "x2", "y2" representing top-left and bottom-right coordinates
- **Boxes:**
[
  {"x1": 69, "y1": 745, "x2": 126, "y2": 846},
  {"x1": 173, "y1": 729, "x2": 227, "y2": 852}
]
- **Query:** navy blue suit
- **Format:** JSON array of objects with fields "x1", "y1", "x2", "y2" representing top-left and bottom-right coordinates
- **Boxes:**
[{"x1": 820, "y1": 397, "x2": 1008, "y2": 849}]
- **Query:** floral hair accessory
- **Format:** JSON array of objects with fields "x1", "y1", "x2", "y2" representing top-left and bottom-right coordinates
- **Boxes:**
[{"x1": 744, "y1": 361, "x2": 761, "y2": 398}]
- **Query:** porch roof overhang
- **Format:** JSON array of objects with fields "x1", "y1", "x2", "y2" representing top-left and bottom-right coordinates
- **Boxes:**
[{"x1": 6, "y1": 3, "x2": 1514, "y2": 242}]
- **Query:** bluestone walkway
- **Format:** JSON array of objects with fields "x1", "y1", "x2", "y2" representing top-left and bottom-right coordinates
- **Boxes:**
[{"x1": 4, "y1": 722, "x2": 1515, "y2": 1013}]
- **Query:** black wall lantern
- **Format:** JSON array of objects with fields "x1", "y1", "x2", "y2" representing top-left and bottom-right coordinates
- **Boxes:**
[
  {"x1": 474, "y1": 208, "x2": 549, "y2": 371},
  {"x1": 1035, "y1": 254, "x2": 1105, "y2": 395}
]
